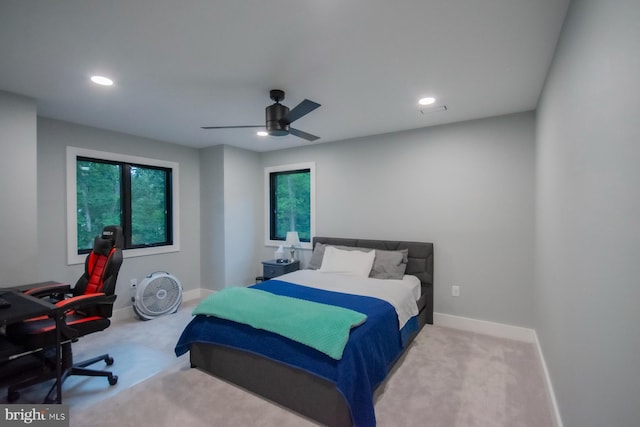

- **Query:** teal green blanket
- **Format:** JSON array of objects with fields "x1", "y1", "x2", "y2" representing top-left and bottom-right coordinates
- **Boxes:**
[{"x1": 193, "y1": 287, "x2": 367, "y2": 360}]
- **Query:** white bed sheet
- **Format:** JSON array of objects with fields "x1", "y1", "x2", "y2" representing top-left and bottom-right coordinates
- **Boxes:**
[{"x1": 277, "y1": 269, "x2": 420, "y2": 328}]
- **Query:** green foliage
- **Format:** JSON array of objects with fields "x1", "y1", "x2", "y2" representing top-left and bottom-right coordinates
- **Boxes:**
[
  {"x1": 131, "y1": 166, "x2": 167, "y2": 245},
  {"x1": 273, "y1": 170, "x2": 311, "y2": 241},
  {"x1": 76, "y1": 160, "x2": 121, "y2": 250}
]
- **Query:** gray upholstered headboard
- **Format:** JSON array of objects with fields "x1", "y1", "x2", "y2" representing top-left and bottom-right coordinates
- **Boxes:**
[{"x1": 312, "y1": 236, "x2": 434, "y2": 324}]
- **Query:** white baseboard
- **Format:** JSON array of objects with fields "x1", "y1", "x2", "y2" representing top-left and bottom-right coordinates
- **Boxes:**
[
  {"x1": 433, "y1": 312, "x2": 536, "y2": 342},
  {"x1": 433, "y1": 312, "x2": 563, "y2": 427}
]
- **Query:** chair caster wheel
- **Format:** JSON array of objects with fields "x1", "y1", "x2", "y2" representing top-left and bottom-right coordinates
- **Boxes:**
[
  {"x1": 105, "y1": 356, "x2": 114, "y2": 366},
  {"x1": 108, "y1": 375, "x2": 118, "y2": 386},
  {"x1": 7, "y1": 391, "x2": 19, "y2": 402}
]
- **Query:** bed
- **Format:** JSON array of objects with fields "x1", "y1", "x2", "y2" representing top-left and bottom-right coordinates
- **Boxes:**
[{"x1": 175, "y1": 237, "x2": 434, "y2": 426}]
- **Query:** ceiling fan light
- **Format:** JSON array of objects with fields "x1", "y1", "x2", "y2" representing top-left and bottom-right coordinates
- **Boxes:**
[{"x1": 418, "y1": 96, "x2": 436, "y2": 106}]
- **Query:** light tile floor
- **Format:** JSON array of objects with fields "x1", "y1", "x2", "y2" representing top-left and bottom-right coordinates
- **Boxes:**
[{"x1": 0, "y1": 299, "x2": 199, "y2": 409}]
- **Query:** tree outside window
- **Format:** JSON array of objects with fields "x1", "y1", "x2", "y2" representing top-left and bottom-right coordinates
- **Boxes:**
[
  {"x1": 76, "y1": 159, "x2": 121, "y2": 251},
  {"x1": 130, "y1": 165, "x2": 170, "y2": 246}
]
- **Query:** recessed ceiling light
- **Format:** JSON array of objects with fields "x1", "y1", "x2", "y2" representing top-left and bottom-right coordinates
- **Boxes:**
[
  {"x1": 257, "y1": 131, "x2": 268, "y2": 136},
  {"x1": 418, "y1": 96, "x2": 436, "y2": 106},
  {"x1": 90, "y1": 75, "x2": 114, "y2": 86}
]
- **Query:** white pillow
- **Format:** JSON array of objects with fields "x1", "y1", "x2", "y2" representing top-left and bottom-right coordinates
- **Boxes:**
[{"x1": 319, "y1": 246, "x2": 376, "y2": 277}]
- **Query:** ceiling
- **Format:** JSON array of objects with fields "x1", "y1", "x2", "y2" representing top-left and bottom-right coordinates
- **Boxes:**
[{"x1": 0, "y1": 0, "x2": 569, "y2": 152}]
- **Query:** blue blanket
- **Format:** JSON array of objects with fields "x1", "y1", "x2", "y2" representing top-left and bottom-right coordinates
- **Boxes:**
[
  {"x1": 192, "y1": 287, "x2": 367, "y2": 359},
  {"x1": 175, "y1": 280, "x2": 419, "y2": 427}
]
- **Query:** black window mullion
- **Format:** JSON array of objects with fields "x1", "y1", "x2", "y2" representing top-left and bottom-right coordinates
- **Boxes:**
[
  {"x1": 269, "y1": 172, "x2": 278, "y2": 240},
  {"x1": 165, "y1": 170, "x2": 173, "y2": 245},
  {"x1": 121, "y1": 163, "x2": 133, "y2": 249}
]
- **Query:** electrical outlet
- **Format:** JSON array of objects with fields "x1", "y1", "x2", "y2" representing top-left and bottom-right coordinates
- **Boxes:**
[{"x1": 452, "y1": 285, "x2": 460, "y2": 297}]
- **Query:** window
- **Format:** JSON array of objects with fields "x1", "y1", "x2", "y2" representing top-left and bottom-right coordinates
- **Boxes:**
[
  {"x1": 67, "y1": 147, "x2": 179, "y2": 264},
  {"x1": 265, "y1": 162, "x2": 315, "y2": 249}
]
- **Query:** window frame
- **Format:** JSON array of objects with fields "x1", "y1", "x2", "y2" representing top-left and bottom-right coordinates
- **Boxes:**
[
  {"x1": 264, "y1": 162, "x2": 315, "y2": 250},
  {"x1": 66, "y1": 147, "x2": 180, "y2": 265}
]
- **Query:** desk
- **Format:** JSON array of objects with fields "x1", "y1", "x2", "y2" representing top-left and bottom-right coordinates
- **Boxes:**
[
  {"x1": 0, "y1": 290, "x2": 57, "y2": 324},
  {"x1": 0, "y1": 290, "x2": 64, "y2": 404},
  {"x1": 2, "y1": 281, "x2": 68, "y2": 293}
]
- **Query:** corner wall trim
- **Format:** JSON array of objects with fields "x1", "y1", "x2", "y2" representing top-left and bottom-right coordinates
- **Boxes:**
[
  {"x1": 533, "y1": 331, "x2": 564, "y2": 427},
  {"x1": 433, "y1": 312, "x2": 536, "y2": 342}
]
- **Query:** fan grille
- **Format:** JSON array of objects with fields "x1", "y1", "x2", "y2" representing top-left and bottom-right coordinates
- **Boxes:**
[{"x1": 141, "y1": 276, "x2": 181, "y2": 314}]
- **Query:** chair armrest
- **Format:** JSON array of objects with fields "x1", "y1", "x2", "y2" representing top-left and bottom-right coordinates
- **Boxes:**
[
  {"x1": 53, "y1": 293, "x2": 117, "y2": 341},
  {"x1": 54, "y1": 293, "x2": 117, "y2": 312},
  {"x1": 25, "y1": 283, "x2": 72, "y2": 299}
]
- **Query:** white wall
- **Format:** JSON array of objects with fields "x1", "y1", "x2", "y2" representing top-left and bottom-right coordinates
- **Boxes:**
[
  {"x1": 36, "y1": 118, "x2": 202, "y2": 310},
  {"x1": 0, "y1": 91, "x2": 39, "y2": 285},
  {"x1": 535, "y1": 0, "x2": 640, "y2": 425},
  {"x1": 261, "y1": 112, "x2": 536, "y2": 327}
]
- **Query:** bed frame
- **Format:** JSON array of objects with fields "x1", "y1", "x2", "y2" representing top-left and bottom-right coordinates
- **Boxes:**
[{"x1": 190, "y1": 237, "x2": 434, "y2": 426}]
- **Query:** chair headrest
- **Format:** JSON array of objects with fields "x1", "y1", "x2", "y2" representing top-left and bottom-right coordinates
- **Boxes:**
[
  {"x1": 92, "y1": 237, "x2": 114, "y2": 256},
  {"x1": 100, "y1": 225, "x2": 124, "y2": 249}
]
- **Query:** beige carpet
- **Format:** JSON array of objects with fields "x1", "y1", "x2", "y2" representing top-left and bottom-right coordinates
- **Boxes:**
[{"x1": 70, "y1": 322, "x2": 554, "y2": 427}]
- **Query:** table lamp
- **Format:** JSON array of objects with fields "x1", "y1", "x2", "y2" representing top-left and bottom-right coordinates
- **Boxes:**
[{"x1": 285, "y1": 231, "x2": 301, "y2": 262}]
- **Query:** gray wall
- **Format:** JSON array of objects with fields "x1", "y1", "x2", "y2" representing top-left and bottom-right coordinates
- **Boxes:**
[
  {"x1": 222, "y1": 146, "x2": 263, "y2": 286},
  {"x1": 200, "y1": 145, "x2": 226, "y2": 290},
  {"x1": 200, "y1": 145, "x2": 263, "y2": 290},
  {"x1": 36, "y1": 118, "x2": 202, "y2": 310},
  {"x1": 535, "y1": 0, "x2": 640, "y2": 425},
  {"x1": 261, "y1": 112, "x2": 536, "y2": 327},
  {"x1": 0, "y1": 91, "x2": 39, "y2": 285}
]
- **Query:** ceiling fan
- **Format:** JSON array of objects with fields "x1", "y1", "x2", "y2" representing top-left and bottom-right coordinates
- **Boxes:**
[{"x1": 201, "y1": 89, "x2": 321, "y2": 141}]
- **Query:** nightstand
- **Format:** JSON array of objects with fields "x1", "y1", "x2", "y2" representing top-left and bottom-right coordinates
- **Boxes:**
[{"x1": 261, "y1": 259, "x2": 300, "y2": 280}]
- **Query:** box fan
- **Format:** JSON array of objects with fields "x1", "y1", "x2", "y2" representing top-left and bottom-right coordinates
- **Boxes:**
[{"x1": 132, "y1": 271, "x2": 183, "y2": 320}]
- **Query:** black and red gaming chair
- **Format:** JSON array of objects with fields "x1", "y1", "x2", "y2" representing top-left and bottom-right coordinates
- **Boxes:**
[{"x1": 6, "y1": 225, "x2": 123, "y2": 402}]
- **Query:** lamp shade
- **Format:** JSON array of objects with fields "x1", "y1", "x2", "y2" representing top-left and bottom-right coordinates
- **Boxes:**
[{"x1": 285, "y1": 231, "x2": 301, "y2": 247}]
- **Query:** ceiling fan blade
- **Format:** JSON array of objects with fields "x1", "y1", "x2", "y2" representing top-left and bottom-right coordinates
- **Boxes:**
[
  {"x1": 282, "y1": 99, "x2": 321, "y2": 124},
  {"x1": 289, "y1": 127, "x2": 320, "y2": 141},
  {"x1": 201, "y1": 125, "x2": 262, "y2": 129}
]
